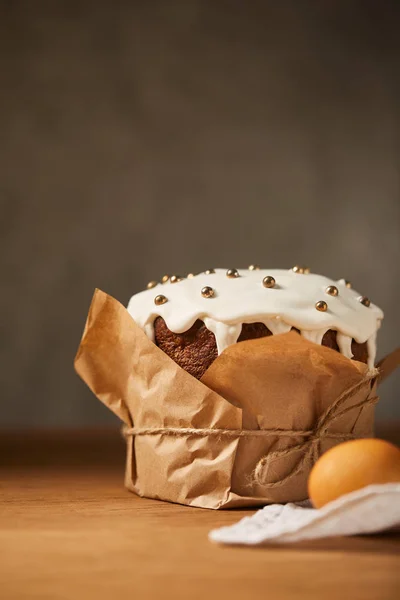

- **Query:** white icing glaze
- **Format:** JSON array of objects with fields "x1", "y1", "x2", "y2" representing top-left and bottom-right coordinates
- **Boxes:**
[
  {"x1": 336, "y1": 332, "x2": 353, "y2": 360},
  {"x1": 127, "y1": 268, "x2": 384, "y2": 367},
  {"x1": 203, "y1": 319, "x2": 242, "y2": 354},
  {"x1": 366, "y1": 332, "x2": 378, "y2": 370},
  {"x1": 300, "y1": 329, "x2": 326, "y2": 346}
]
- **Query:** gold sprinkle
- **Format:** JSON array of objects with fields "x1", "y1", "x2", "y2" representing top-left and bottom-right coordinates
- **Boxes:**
[
  {"x1": 146, "y1": 280, "x2": 158, "y2": 289},
  {"x1": 292, "y1": 265, "x2": 304, "y2": 274},
  {"x1": 292, "y1": 265, "x2": 310, "y2": 274},
  {"x1": 170, "y1": 275, "x2": 183, "y2": 284},
  {"x1": 248, "y1": 264, "x2": 260, "y2": 271},
  {"x1": 344, "y1": 280, "x2": 352, "y2": 288},
  {"x1": 187, "y1": 273, "x2": 195, "y2": 278},
  {"x1": 263, "y1": 276, "x2": 276, "y2": 288},
  {"x1": 201, "y1": 286, "x2": 215, "y2": 298},
  {"x1": 226, "y1": 269, "x2": 239, "y2": 278},
  {"x1": 154, "y1": 294, "x2": 168, "y2": 306},
  {"x1": 161, "y1": 274, "x2": 170, "y2": 284},
  {"x1": 359, "y1": 296, "x2": 371, "y2": 307},
  {"x1": 315, "y1": 300, "x2": 328, "y2": 312},
  {"x1": 205, "y1": 269, "x2": 216, "y2": 275},
  {"x1": 325, "y1": 285, "x2": 339, "y2": 297}
]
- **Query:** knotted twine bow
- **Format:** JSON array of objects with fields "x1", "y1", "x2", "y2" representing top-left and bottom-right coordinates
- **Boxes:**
[{"x1": 123, "y1": 374, "x2": 377, "y2": 489}]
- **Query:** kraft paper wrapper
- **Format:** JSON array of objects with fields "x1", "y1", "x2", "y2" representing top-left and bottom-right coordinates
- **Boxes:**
[{"x1": 75, "y1": 289, "x2": 398, "y2": 510}]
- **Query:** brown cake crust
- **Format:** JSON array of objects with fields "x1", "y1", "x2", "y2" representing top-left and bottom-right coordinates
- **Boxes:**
[
  {"x1": 154, "y1": 317, "x2": 368, "y2": 379},
  {"x1": 154, "y1": 318, "x2": 218, "y2": 380}
]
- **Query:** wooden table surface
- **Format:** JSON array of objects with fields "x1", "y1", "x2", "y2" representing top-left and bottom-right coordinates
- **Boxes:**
[{"x1": 1, "y1": 429, "x2": 399, "y2": 600}]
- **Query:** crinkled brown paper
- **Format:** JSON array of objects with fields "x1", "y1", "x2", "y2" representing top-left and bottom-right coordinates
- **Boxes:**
[{"x1": 74, "y1": 289, "x2": 399, "y2": 510}]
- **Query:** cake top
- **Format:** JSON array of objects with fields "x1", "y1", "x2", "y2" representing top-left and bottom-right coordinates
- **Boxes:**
[{"x1": 127, "y1": 267, "x2": 383, "y2": 368}]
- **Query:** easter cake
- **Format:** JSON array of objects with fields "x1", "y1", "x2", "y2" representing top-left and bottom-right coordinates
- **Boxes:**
[{"x1": 127, "y1": 266, "x2": 383, "y2": 379}]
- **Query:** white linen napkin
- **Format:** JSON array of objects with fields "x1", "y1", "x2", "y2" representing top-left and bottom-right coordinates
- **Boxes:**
[{"x1": 209, "y1": 483, "x2": 400, "y2": 545}]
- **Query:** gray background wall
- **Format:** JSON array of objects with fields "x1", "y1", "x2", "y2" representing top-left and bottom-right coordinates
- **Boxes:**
[{"x1": 1, "y1": 0, "x2": 399, "y2": 429}]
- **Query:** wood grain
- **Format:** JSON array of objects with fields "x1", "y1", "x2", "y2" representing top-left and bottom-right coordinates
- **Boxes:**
[{"x1": 1, "y1": 430, "x2": 399, "y2": 600}]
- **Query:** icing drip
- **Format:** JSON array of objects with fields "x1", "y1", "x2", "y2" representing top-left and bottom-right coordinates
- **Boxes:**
[
  {"x1": 300, "y1": 329, "x2": 326, "y2": 346},
  {"x1": 366, "y1": 332, "x2": 378, "y2": 370},
  {"x1": 261, "y1": 318, "x2": 292, "y2": 336},
  {"x1": 203, "y1": 319, "x2": 242, "y2": 354},
  {"x1": 336, "y1": 332, "x2": 354, "y2": 360},
  {"x1": 127, "y1": 268, "x2": 384, "y2": 366}
]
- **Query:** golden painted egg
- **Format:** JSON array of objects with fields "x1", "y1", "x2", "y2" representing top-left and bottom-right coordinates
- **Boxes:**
[{"x1": 308, "y1": 438, "x2": 400, "y2": 508}]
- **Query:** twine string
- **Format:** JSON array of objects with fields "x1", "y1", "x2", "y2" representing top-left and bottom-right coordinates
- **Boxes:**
[
  {"x1": 123, "y1": 374, "x2": 377, "y2": 488},
  {"x1": 253, "y1": 376, "x2": 378, "y2": 488}
]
